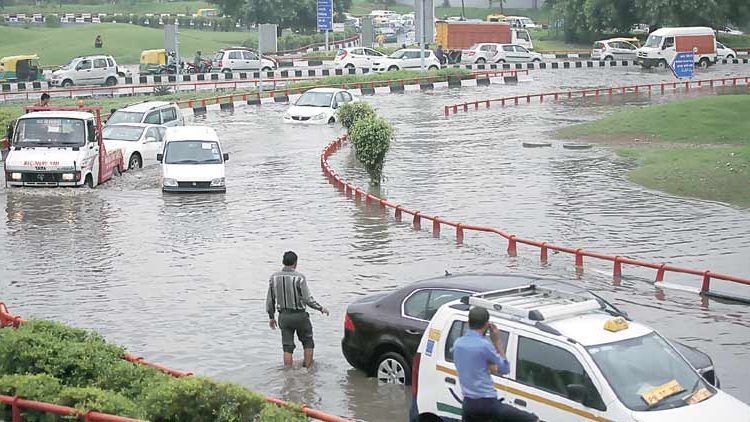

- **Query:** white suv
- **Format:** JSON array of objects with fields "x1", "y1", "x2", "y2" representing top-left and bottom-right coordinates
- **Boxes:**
[
  {"x1": 334, "y1": 47, "x2": 386, "y2": 69},
  {"x1": 213, "y1": 48, "x2": 277, "y2": 73},
  {"x1": 49, "y1": 55, "x2": 126, "y2": 87},
  {"x1": 411, "y1": 284, "x2": 750, "y2": 422},
  {"x1": 106, "y1": 101, "x2": 184, "y2": 127}
]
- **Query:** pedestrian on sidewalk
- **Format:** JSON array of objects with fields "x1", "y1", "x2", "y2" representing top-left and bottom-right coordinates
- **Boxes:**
[
  {"x1": 266, "y1": 251, "x2": 329, "y2": 368},
  {"x1": 454, "y1": 306, "x2": 539, "y2": 421}
]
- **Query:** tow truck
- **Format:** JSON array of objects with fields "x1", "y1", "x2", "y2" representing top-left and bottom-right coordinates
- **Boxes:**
[{"x1": 3, "y1": 106, "x2": 124, "y2": 188}]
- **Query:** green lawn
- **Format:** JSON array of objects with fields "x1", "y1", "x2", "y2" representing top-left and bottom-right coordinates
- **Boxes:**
[
  {"x1": 0, "y1": 24, "x2": 253, "y2": 66},
  {"x1": 558, "y1": 95, "x2": 750, "y2": 207},
  {"x1": 718, "y1": 34, "x2": 750, "y2": 49},
  {"x1": 0, "y1": 1, "x2": 212, "y2": 15}
]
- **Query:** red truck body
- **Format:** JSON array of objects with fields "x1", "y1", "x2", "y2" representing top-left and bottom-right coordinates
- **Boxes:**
[{"x1": 436, "y1": 21, "x2": 512, "y2": 50}]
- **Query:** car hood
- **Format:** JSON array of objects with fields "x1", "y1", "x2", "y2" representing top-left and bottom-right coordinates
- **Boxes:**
[
  {"x1": 287, "y1": 105, "x2": 331, "y2": 118},
  {"x1": 5, "y1": 147, "x2": 85, "y2": 171},
  {"x1": 163, "y1": 163, "x2": 224, "y2": 181},
  {"x1": 632, "y1": 391, "x2": 750, "y2": 422}
]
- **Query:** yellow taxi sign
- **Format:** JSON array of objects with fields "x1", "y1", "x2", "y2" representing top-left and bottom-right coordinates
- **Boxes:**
[
  {"x1": 641, "y1": 379, "x2": 685, "y2": 406},
  {"x1": 685, "y1": 387, "x2": 713, "y2": 405},
  {"x1": 603, "y1": 317, "x2": 629, "y2": 332},
  {"x1": 428, "y1": 328, "x2": 441, "y2": 341}
]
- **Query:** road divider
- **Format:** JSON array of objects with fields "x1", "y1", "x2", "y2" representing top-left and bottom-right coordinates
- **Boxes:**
[
  {"x1": 0, "y1": 302, "x2": 352, "y2": 422},
  {"x1": 320, "y1": 136, "x2": 750, "y2": 301}
]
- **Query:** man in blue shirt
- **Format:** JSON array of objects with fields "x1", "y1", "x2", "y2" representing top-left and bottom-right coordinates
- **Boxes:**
[{"x1": 454, "y1": 306, "x2": 538, "y2": 421}]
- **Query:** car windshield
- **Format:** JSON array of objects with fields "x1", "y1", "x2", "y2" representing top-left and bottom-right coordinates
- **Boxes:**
[
  {"x1": 389, "y1": 50, "x2": 406, "y2": 59},
  {"x1": 520, "y1": 18, "x2": 533, "y2": 25},
  {"x1": 587, "y1": 332, "x2": 712, "y2": 412},
  {"x1": 295, "y1": 91, "x2": 333, "y2": 107},
  {"x1": 103, "y1": 125, "x2": 145, "y2": 141},
  {"x1": 15, "y1": 118, "x2": 86, "y2": 147},
  {"x1": 164, "y1": 140, "x2": 222, "y2": 164},
  {"x1": 107, "y1": 111, "x2": 145, "y2": 125},
  {"x1": 644, "y1": 35, "x2": 662, "y2": 48}
]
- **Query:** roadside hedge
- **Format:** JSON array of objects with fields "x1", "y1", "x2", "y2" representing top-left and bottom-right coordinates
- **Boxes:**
[
  {"x1": 348, "y1": 115, "x2": 393, "y2": 184},
  {"x1": 337, "y1": 101, "x2": 376, "y2": 130},
  {"x1": 0, "y1": 321, "x2": 305, "y2": 421}
]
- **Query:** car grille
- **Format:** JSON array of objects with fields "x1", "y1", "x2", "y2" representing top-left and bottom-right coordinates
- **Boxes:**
[
  {"x1": 292, "y1": 116, "x2": 310, "y2": 121},
  {"x1": 177, "y1": 181, "x2": 211, "y2": 188},
  {"x1": 21, "y1": 172, "x2": 63, "y2": 183}
]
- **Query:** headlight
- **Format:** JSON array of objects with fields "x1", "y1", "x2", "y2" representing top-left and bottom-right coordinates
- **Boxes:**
[
  {"x1": 163, "y1": 178, "x2": 178, "y2": 187},
  {"x1": 312, "y1": 112, "x2": 327, "y2": 120},
  {"x1": 11, "y1": 173, "x2": 22, "y2": 181},
  {"x1": 62, "y1": 173, "x2": 74, "y2": 181},
  {"x1": 210, "y1": 177, "x2": 225, "y2": 187}
]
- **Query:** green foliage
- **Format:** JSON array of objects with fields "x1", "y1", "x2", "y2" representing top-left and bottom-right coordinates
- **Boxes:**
[
  {"x1": 211, "y1": 0, "x2": 350, "y2": 31},
  {"x1": 258, "y1": 402, "x2": 308, "y2": 422},
  {"x1": 348, "y1": 115, "x2": 393, "y2": 184},
  {"x1": 44, "y1": 15, "x2": 60, "y2": 28},
  {"x1": 58, "y1": 386, "x2": 144, "y2": 419},
  {"x1": 0, "y1": 374, "x2": 63, "y2": 403},
  {"x1": 337, "y1": 101, "x2": 376, "y2": 130},
  {"x1": 153, "y1": 84, "x2": 174, "y2": 96}
]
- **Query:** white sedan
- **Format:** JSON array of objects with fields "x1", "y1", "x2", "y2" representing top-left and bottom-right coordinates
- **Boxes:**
[
  {"x1": 103, "y1": 123, "x2": 166, "y2": 170},
  {"x1": 372, "y1": 49, "x2": 441, "y2": 72},
  {"x1": 283, "y1": 88, "x2": 358, "y2": 124}
]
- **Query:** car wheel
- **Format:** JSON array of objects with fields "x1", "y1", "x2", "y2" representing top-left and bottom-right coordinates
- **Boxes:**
[
  {"x1": 128, "y1": 153, "x2": 142, "y2": 170},
  {"x1": 61, "y1": 79, "x2": 74, "y2": 87},
  {"x1": 388, "y1": 65, "x2": 399, "y2": 71},
  {"x1": 85, "y1": 174, "x2": 94, "y2": 188},
  {"x1": 532, "y1": 58, "x2": 541, "y2": 63},
  {"x1": 476, "y1": 57, "x2": 486, "y2": 64},
  {"x1": 496, "y1": 59, "x2": 506, "y2": 64},
  {"x1": 105, "y1": 76, "x2": 117, "y2": 86},
  {"x1": 375, "y1": 352, "x2": 410, "y2": 385},
  {"x1": 261, "y1": 66, "x2": 272, "y2": 72},
  {"x1": 657, "y1": 59, "x2": 668, "y2": 70},
  {"x1": 698, "y1": 58, "x2": 711, "y2": 69},
  {"x1": 327, "y1": 116, "x2": 335, "y2": 124},
  {"x1": 113, "y1": 165, "x2": 122, "y2": 177},
  {"x1": 604, "y1": 56, "x2": 614, "y2": 61},
  {"x1": 222, "y1": 68, "x2": 232, "y2": 74},
  {"x1": 727, "y1": 55, "x2": 735, "y2": 61},
  {"x1": 428, "y1": 65, "x2": 438, "y2": 70},
  {"x1": 345, "y1": 63, "x2": 355, "y2": 69}
]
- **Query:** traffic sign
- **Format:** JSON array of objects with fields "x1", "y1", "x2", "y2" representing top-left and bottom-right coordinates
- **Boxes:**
[
  {"x1": 317, "y1": 0, "x2": 333, "y2": 31},
  {"x1": 671, "y1": 51, "x2": 695, "y2": 78}
]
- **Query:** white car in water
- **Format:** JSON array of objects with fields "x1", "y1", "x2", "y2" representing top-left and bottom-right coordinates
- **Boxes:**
[
  {"x1": 103, "y1": 123, "x2": 166, "y2": 170},
  {"x1": 283, "y1": 88, "x2": 358, "y2": 124}
]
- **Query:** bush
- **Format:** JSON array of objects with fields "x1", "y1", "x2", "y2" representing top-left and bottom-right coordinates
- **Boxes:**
[
  {"x1": 0, "y1": 374, "x2": 63, "y2": 403},
  {"x1": 348, "y1": 115, "x2": 393, "y2": 184},
  {"x1": 58, "y1": 386, "x2": 144, "y2": 419},
  {"x1": 44, "y1": 15, "x2": 60, "y2": 28},
  {"x1": 337, "y1": 101, "x2": 376, "y2": 130}
]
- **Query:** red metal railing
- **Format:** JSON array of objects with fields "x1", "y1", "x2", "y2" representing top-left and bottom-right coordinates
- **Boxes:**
[
  {"x1": 0, "y1": 303, "x2": 351, "y2": 422},
  {"x1": 320, "y1": 136, "x2": 750, "y2": 294},
  {"x1": 443, "y1": 76, "x2": 750, "y2": 116}
]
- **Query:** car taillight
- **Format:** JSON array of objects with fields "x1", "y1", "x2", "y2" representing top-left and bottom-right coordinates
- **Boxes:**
[
  {"x1": 338, "y1": 50, "x2": 348, "y2": 59},
  {"x1": 411, "y1": 352, "x2": 421, "y2": 396},
  {"x1": 344, "y1": 313, "x2": 355, "y2": 332}
]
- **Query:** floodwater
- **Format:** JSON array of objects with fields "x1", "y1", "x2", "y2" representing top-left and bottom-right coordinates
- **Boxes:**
[{"x1": 1, "y1": 65, "x2": 749, "y2": 421}]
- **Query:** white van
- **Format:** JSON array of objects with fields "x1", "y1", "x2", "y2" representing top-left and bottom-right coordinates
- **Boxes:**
[
  {"x1": 637, "y1": 27, "x2": 717, "y2": 69},
  {"x1": 157, "y1": 126, "x2": 228, "y2": 193},
  {"x1": 411, "y1": 285, "x2": 750, "y2": 422},
  {"x1": 106, "y1": 101, "x2": 184, "y2": 127}
]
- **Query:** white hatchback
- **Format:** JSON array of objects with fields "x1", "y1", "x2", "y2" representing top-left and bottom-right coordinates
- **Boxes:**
[
  {"x1": 334, "y1": 47, "x2": 386, "y2": 69},
  {"x1": 103, "y1": 123, "x2": 165, "y2": 170},
  {"x1": 494, "y1": 44, "x2": 543, "y2": 63},
  {"x1": 283, "y1": 88, "x2": 358, "y2": 124},
  {"x1": 158, "y1": 126, "x2": 228, "y2": 193},
  {"x1": 372, "y1": 49, "x2": 441, "y2": 72},
  {"x1": 411, "y1": 285, "x2": 750, "y2": 422},
  {"x1": 716, "y1": 41, "x2": 737, "y2": 61}
]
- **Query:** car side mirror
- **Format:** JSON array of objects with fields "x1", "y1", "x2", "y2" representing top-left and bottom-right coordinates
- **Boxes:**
[
  {"x1": 156, "y1": 153, "x2": 163, "y2": 162},
  {"x1": 566, "y1": 384, "x2": 588, "y2": 404},
  {"x1": 223, "y1": 153, "x2": 229, "y2": 161}
]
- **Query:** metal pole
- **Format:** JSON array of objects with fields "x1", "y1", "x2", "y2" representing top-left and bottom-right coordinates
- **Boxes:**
[
  {"x1": 325, "y1": 30, "x2": 329, "y2": 51},
  {"x1": 461, "y1": 0, "x2": 465, "y2": 19},
  {"x1": 258, "y1": 34, "x2": 263, "y2": 93},
  {"x1": 419, "y1": 0, "x2": 425, "y2": 72}
]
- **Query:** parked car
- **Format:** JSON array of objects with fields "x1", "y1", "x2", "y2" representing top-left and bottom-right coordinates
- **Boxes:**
[
  {"x1": 461, "y1": 43, "x2": 500, "y2": 64},
  {"x1": 334, "y1": 47, "x2": 386, "y2": 69},
  {"x1": 716, "y1": 41, "x2": 737, "y2": 60},
  {"x1": 376, "y1": 27, "x2": 399, "y2": 44},
  {"x1": 106, "y1": 101, "x2": 184, "y2": 127},
  {"x1": 212, "y1": 47, "x2": 276, "y2": 73},
  {"x1": 411, "y1": 283, "x2": 746, "y2": 421},
  {"x1": 631, "y1": 23, "x2": 651, "y2": 35},
  {"x1": 592, "y1": 37, "x2": 640, "y2": 61},
  {"x1": 49, "y1": 55, "x2": 128, "y2": 87},
  {"x1": 342, "y1": 273, "x2": 720, "y2": 387},
  {"x1": 157, "y1": 126, "x2": 228, "y2": 193},
  {"x1": 283, "y1": 88, "x2": 357, "y2": 124},
  {"x1": 372, "y1": 49, "x2": 441, "y2": 72},
  {"x1": 502, "y1": 15, "x2": 541, "y2": 29},
  {"x1": 717, "y1": 26, "x2": 744, "y2": 36},
  {"x1": 103, "y1": 123, "x2": 165, "y2": 170},
  {"x1": 493, "y1": 44, "x2": 543, "y2": 63}
]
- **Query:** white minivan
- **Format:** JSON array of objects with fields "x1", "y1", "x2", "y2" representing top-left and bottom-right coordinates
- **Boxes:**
[
  {"x1": 157, "y1": 126, "x2": 228, "y2": 193},
  {"x1": 411, "y1": 285, "x2": 750, "y2": 422}
]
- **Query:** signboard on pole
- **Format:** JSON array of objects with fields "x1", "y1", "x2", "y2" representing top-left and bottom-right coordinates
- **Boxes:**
[
  {"x1": 258, "y1": 23, "x2": 278, "y2": 53},
  {"x1": 415, "y1": 0, "x2": 434, "y2": 46},
  {"x1": 317, "y1": 0, "x2": 333, "y2": 32},
  {"x1": 671, "y1": 51, "x2": 695, "y2": 78}
]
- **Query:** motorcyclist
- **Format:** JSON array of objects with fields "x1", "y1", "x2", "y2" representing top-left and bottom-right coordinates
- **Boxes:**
[{"x1": 193, "y1": 51, "x2": 204, "y2": 73}]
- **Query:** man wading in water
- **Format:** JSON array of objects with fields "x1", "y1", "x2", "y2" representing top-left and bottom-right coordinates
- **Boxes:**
[{"x1": 266, "y1": 251, "x2": 329, "y2": 368}]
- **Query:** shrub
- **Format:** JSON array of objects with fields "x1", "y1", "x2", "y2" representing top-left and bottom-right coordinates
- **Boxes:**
[
  {"x1": 348, "y1": 116, "x2": 393, "y2": 184},
  {"x1": 258, "y1": 402, "x2": 308, "y2": 422},
  {"x1": 44, "y1": 15, "x2": 60, "y2": 28},
  {"x1": 0, "y1": 373, "x2": 63, "y2": 403},
  {"x1": 337, "y1": 101, "x2": 376, "y2": 130},
  {"x1": 58, "y1": 386, "x2": 144, "y2": 419}
]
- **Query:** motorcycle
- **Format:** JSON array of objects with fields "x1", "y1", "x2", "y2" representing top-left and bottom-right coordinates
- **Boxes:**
[{"x1": 185, "y1": 59, "x2": 212, "y2": 74}]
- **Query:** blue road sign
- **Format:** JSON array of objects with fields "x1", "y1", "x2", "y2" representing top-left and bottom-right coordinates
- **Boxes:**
[
  {"x1": 671, "y1": 51, "x2": 695, "y2": 78},
  {"x1": 317, "y1": 0, "x2": 333, "y2": 31}
]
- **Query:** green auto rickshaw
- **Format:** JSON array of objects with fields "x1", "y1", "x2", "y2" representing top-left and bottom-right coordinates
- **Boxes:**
[
  {"x1": 0, "y1": 55, "x2": 44, "y2": 83},
  {"x1": 139, "y1": 49, "x2": 168, "y2": 75}
]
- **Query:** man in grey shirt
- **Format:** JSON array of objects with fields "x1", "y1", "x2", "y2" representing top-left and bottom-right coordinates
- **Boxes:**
[{"x1": 266, "y1": 251, "x2": 329, "y2": 368}]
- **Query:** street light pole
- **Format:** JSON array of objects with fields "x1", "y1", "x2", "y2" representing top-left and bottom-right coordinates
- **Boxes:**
[{"x1": 419, "y1": 0, "x2": 425, "y2": 72}]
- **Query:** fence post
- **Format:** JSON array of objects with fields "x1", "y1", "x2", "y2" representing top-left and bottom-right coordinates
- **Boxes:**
[
  {"x1": 613, "y1": 256, "x2": 622, "y2": 279},
  {"x1": 12, "y1": 396, "x2": 22, "y2": 422},
  {"x1": 379, "y1": 198, "x2": 387, "y2": 210},
  {"x1": 701, "y1": 271, "x2": 711, "y2": 294},
  {"x1": 444, "y1": 105, "x2": 449, "y2": 117},
  {"x1": 540, "y1": 242, "x2": 548, "y2": 263},
  {"x1": 507, "y1": 235, "x2": 517, "y2": 257},
  {"x1": 432, "y1": 217, "x2": 440, "y2": 236},
  {"x1": 655, "y1": 264, "x2": 666, "y2": 282},
  {"x1": 456, "y1": 224, "x2": 464, "y2": 244},
  {"x1": 413, "y1": 212, "x2": 421, "y2": 230},
  {"x1": 395, "y1": 206, "x2": 402, "y2": 222},
  {"x1": 575, "y1": 249, "x2": 583, "y2": 268},
  {"x1": 365, "y1": 193, "x2": 372, "y2": 207}
]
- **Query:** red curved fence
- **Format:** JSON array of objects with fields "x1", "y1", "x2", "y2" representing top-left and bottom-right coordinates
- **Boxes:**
[
  {"x1": 0, "y1": 303, "x2": 350, "y2": 422},
  {"x1": 320, "y1": 136, "x2": 750, "y2": 296},
  {"x1": 443, "y1": 76, "x2": 750, "y2": 116}
]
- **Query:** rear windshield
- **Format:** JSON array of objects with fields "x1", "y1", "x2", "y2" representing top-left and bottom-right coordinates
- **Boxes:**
[{"x1": 107, "y1": 111, "x2": 144, "y2": 125}]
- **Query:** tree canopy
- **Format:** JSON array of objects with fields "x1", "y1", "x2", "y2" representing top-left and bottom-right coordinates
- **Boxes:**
[{"x1": 209, "y1": 0, "x2": 352, "y2": 30}]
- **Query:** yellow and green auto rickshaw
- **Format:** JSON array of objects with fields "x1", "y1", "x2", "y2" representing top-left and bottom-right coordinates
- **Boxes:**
[
  {"x1": 0, "y1": 55, "x2": 44, "y2": 83},
  {"x1": 139, "y1": 49, "x2": 167, "y2": 75}
]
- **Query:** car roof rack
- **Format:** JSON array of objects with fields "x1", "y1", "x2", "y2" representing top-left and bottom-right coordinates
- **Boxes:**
[{"x1": 463, "y1": 284, "x2": 604, "y2": 322}]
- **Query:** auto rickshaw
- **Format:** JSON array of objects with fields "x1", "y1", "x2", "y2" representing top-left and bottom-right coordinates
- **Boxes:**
[
  {"x1": 0, "y1": 55, "x2": 43, "y2": 83},
  {"x1": 139, "y1": 49, "x2": 168, "y2": 75},
  {"x1": 486, "y1": 14, "x2": 506, "y2": 22}
]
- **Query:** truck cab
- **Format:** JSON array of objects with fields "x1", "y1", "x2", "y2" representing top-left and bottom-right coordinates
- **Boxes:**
[{"x1": 4, "y1": 107, "x2": 123, "y2": 187}]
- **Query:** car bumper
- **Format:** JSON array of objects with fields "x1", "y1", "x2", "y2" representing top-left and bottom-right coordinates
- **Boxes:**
[
  {"x1": 341, "y1": 337, "x2": 369, "y2": 370},
  {"x1": 637, "y1": 57, "x2": 661, "y2": 67},
  {"x1": 162, "y1": 186, "x2": 226, "y2": 193},
  {"x1": 7, "y1": 181, "x2": 81, "y2": 187},
  {"x1": 283, "y1": 116, "x2": 331, "y2": 124}
]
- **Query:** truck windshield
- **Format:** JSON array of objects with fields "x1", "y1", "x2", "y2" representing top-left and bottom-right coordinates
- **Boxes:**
[
  {"x1": 644, "y1": 35, "x2": 662, "y2": 48},
  {"x1": 15, "y1": 118, "x2": 86, "y2": 147},
  {"x1": 107, "y1": 111, "x2": 145, "y2": 124},
  {"x1": 103, "y1": 125, "x2": 145, "y2": 141},
  {"x1": 164, "y1": 140, "x2": 222, "y2": 164},
  {"x1": 587, "y1": 332, "x2": 712, "y2": 411}
]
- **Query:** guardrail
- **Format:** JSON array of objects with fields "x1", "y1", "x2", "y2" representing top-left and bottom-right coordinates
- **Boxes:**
[
  {"x1": 0, "y1": 302, "x2": 351, "y2": 422},
  {"x1": 320, "y1": 136, "x2": 750, "y2": 297},
  {"x1": 443, "y1": 76, "x2": 750, "y2": 116}
]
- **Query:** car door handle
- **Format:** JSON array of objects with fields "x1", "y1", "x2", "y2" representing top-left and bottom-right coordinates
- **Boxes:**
[
  {"x1": 444, "y1": 377, "x2": 456, "y2": 385},
  {"x1": 514, "y1": 399, "x2": 527, "y2": 407}
]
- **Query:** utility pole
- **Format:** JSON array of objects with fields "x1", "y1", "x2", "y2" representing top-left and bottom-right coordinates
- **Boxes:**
[{"x1": 419, "y1": 0, "x2": 425, "y2": 72}]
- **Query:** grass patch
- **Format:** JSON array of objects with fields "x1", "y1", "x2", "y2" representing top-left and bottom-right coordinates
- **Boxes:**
[
  {"x1": 0, "y1": 24, "x2": 253, "y2": 66},
  {"x1": 0, "y1": 1, "x2": 212, "y2": 15},
  {"x1": 717, "y1": 34, "x2": 750, "y2": 49}
]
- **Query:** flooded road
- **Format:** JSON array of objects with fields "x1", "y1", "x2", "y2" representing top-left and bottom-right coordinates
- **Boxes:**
[{"x1": 2, "y1": 65, "x2": 750, "y2": 420}]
